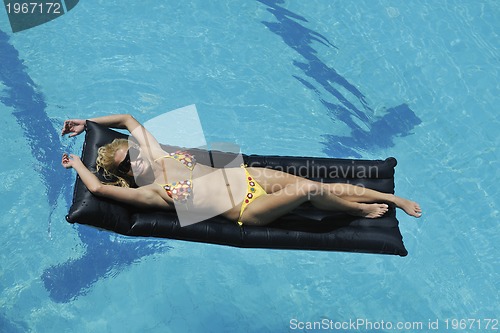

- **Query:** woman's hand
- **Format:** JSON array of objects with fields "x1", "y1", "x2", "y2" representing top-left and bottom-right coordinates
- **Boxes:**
[
  {"x1": 61, "y1": 119, "x2": 86, "y2": 137},
  {"x1": 62, "y1": 153, "x2": 82, "y2": 169}
]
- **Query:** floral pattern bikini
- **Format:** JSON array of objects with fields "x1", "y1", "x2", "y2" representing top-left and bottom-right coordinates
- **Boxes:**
[{"x1": 156, "y1": 151, "x2": 196, "y2": 204}]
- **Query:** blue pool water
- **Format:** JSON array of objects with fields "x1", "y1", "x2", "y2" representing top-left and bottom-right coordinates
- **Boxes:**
[{"x1": 1, "y1": 1, "x2": 498, "y2": 332}]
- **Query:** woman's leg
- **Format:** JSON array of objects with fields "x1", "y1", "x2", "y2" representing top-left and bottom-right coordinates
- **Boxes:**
[
  {"x1": 326, "y1": 183, "x2": 392, "y2": 202},
  {"x1": 247, "y1": 167, "x2": 422, "y2": 218},
  {"x1": 326, "y1": 183, "x2": 422, "y2": 217},
  {"x1": 240, "y1": 180, "x2": 388, "y2": 226}
]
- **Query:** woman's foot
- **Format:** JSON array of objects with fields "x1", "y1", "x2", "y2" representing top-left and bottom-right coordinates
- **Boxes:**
[
  {"x1": 357, "y1": 203, "x2": 389, "y2": 218},
  {"x1": 394, "y1": 197, "x2": 422, "y2": 217}
]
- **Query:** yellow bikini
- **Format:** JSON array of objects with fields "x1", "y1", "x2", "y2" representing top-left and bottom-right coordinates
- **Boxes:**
[{"x1": 238, "y1": 168, "x2": 267, "y2": 226}]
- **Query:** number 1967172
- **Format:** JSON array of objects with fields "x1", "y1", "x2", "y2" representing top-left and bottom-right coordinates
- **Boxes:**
[{"x1": 5, "y1": 2, "x2": 62, "y2": 14}]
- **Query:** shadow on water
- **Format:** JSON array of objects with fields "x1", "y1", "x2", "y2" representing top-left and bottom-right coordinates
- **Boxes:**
[
  {"x1": 0, "y1": 311, "x2": 29, "y2": 333},
  {"x1": 0, "y1": 29, "x2": 168, "y2": 304},
  {"x1": 41, "y1": 232, "x2": 169, "y2": 303},
  {"x1": 257, "y1": 0, "x2": 421, "y2": 157},
  {"x1": 0, "y1": 29, "x2": 70, "y2": 208}
]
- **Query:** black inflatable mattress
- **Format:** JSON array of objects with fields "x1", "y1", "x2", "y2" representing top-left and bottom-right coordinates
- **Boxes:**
[{"x1": 66, "y1": 121, "x2": 408, "y2": 256}]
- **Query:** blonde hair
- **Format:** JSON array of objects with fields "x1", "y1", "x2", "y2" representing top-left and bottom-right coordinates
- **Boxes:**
[{"x1": 96, "y1": 138, "x2": 131, "y2": 188}]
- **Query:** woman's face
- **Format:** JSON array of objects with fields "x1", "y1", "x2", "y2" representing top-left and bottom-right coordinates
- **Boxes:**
[{"x1": 114, "y1": 145, "x2": 150, "y2": 178}]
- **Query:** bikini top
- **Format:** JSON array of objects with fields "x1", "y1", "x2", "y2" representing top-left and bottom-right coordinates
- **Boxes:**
[{"x1": 155, "y1": 151, "x2": 197, "y2": 203}]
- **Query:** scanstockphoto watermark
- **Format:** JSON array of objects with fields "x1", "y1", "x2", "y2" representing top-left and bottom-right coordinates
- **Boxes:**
[
  {"x1": 257, "y1": 177, "x2": 368, "y2": 199},
  {"x1": 290, "y1": 318, "x2": 500, "y2": 331},
  {"x1": 290, "y1": 318, "x2": 425, "y2": 331},
  {"x1": 247, "y1": 160, "x2": 380, "y2": 180}
]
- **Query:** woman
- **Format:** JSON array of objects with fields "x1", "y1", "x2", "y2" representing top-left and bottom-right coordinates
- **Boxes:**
[{"x1": 61, "y1": 114, "x2": 421, "y2": 226}]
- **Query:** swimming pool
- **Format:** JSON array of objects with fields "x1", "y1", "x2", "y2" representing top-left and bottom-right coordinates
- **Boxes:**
[{"x1": 1, "y1": 0, "x2": 498, "y2": 332}]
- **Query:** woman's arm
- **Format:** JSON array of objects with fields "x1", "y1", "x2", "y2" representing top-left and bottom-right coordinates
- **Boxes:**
[
  {"x1": 61, "y1": 114, "x2": 136, "y2": 136},
  {"x1": 62, "y1": 153, "x2": 169, "y2": 209},
  {"x1": 88, "y1": 114, "x2": 138, "y2": 131},
  {"x1": 62, "y1": 114, "x2": 164, "y2": 159}
]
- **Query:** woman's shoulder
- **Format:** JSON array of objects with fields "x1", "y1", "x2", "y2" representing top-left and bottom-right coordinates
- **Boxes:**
[{"x1": 142, "y1": 146, "x2": 168, "y2": 161}]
